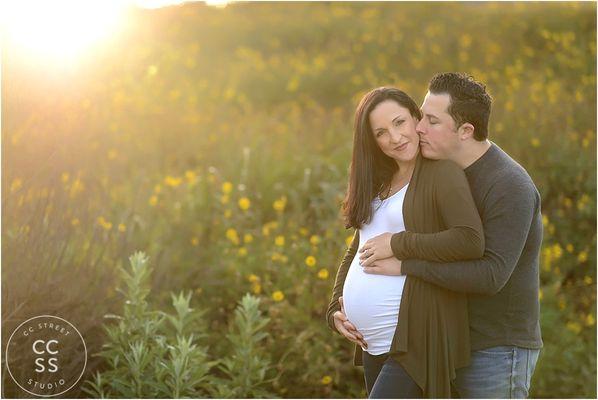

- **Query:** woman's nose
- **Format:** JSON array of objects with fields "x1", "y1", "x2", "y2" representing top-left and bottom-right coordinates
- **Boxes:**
[{"x1": 389, "y1": 128, "x2": 402, "y2": 143}]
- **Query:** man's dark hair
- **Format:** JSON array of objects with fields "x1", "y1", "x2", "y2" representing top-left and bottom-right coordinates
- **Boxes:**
[{"x1": 429, "y1": 72, "x2": 493, "y2": 141}]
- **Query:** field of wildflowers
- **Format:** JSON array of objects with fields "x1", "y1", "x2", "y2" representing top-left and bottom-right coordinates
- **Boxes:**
[{"x1": 2, "y1": 2, "x2": 596, "y2": 398}]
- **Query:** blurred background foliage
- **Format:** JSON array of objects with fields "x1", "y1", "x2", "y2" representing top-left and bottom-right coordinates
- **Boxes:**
[{"x1": 2, "y1": 1, "x2": 596, "y2": 398}]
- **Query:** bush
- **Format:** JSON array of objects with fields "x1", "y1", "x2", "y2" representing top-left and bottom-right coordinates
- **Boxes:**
[{"x1": 82, "y1": 251, "x2": 275, "y2": 398}]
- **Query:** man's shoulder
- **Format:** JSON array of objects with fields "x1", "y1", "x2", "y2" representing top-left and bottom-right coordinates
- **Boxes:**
[
  {"x1": 483, "y1": 144, "x2": 541, "y2": 200},
  {"x1": 493, "y1": 146, "x2": 537, "y2": 186}
]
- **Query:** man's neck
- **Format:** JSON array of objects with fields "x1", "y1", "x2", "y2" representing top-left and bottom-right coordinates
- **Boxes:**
[{"x1": 451, "y1": 140, "x2": 492, "y2": 169}]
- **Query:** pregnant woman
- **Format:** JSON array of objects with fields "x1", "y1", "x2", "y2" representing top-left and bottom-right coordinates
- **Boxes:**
[{"x1": 326, "y1": 87, "x2": 484, "y2": 398}]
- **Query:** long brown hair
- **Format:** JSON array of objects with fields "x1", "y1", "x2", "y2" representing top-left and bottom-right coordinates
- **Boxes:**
[{"x1": 342, "y1": 87, "x2": 422, "y2": 229}]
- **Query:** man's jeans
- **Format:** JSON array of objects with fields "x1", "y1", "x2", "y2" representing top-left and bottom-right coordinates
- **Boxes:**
[{"x1": 453, "y1": 345, "x2": 541, "y2": 398}]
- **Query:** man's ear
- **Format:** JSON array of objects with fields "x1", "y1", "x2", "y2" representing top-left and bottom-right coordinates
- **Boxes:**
[{"x1": 458, "y1": 122, "x2": 475, "y2": 140}]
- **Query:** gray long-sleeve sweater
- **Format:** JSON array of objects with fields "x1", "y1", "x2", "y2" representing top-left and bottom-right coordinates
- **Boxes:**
[{"x1": 400, "y1": 142, "x2": 544, "y2": 351}]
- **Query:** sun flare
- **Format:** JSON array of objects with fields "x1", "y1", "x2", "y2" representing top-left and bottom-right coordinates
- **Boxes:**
[{"x1": 1, "y1": 1, "x2": 126, "y2": 62}]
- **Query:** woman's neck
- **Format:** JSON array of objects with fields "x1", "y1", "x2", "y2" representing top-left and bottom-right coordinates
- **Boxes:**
[{"x1": 394, "y1": 157, "x2": 416, "y2": 183}]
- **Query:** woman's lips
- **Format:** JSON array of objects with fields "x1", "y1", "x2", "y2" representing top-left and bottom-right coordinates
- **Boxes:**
[{"x1": 394, "y1": 142, "x2": 408, "y2": 151}]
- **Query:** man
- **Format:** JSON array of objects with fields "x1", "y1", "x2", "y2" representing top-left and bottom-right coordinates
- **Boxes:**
[{"x1": 357, "y1": 72, "x2": 543, "y2": 398}]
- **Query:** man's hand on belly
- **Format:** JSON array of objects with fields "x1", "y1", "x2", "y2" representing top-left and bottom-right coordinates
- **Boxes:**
[
  {"x1": 362, "y1": 256, "x2": 403, "y2": 276},
  {"x1": 333, "y1": 296, "x2": 368, "y2": 349},
  {"x1": 359, "y1": 232, "x2": 394, "y2": 266}
]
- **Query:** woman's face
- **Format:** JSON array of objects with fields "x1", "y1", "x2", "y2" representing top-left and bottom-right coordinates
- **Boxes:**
[{"x1": 369, "y1": 100, "x2": 419, "y2": 164}]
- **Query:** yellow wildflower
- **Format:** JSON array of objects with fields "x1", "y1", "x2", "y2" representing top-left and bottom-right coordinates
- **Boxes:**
[
  {"x1": 583, "y1": 276, "x2": 592, "y2": 285},
  {"x1": 577, "y1": 194, "x2": 591, "y2": 211},
  {"x1": 299, "y1": 227, "x2": 309, "y2": 236},
  {"x1": 61, "y1": 172, "x2": 70, "y2": 183},
  {"x1": 10, "y1": 178, "x2": 22, "y2": 193},
  {"x1": 71, "y1": 218, "x2": 80, "y2": 226},
  {"x1": 154, "y1": 184, "x2": 162, "y2": 194},
  {"x1": 310, "y1": 235, "x2": 321, "y2": 246},
  {"x1": 164, "y1": 175, "x2": 182, "y2": 187},
  {"x1": 566, "y1": 321, "x2": 582, "y2": 334},
  {"x1": 563, "y1": 197, "x2": 573, "y2": 208},
  {"x1": 191, "y1": 237, "x2": 199, "y2": 246},
  {"x1": 272, "y1": 290, "x2": 284, "y2": 302},
  {"x1": 244, "y1": 233, "x2": 254, "y2": 243},
  {"x1": 97, "y1": 216, "x2": 112, "y2": 231},
  {"x1": 226, "y1": 228, "x2": 240, "y2": 245},
  {"x1": 271, "y1": 252, "x2": 282, "y2": 262},
  {"x1": 305, "y1": 255, "x2": 316, "y2": 268},
  {"x1": 273, "y1": 195, "x2": 287, "y2": 212},
  {"x1": 69, "y1": 178, "x2": 85, "y2": 197},
  {"x1": 275, "y1": 235, "x2": 285, "y2": 247},
  {"x1": 247, "y1": 274, "x2": 260, "y2": 283},
  {"x1": 238, "y1": 247, "x2": 248, "y2": 257},
  {"x1": 459, "y1": 33, "x2": 472, "y2": 48},
  {"x1": 538, "y1": 289, "x2": 543, "y2": 301},
  {"x1": 149, "y1": 195, "x2": 158, "y2": 206},
  {"x1": 147, "y1": 65, "x2": 158, "y2": 76},
  {"x1": 552, "y1": 244, "x2": 563, "y2": 260},
  {"x1": 222, "y1": 181, "x2": 233, "y2": 194},
  {"x1": 321, "y1": 375, "x2": 333, "y2": 385},
  {"x1": 224, "y1": 209, "x2": 232, "y2": 219},
  {"x1": 578, "y1": 251, "x2": 588, "y2": 263},
  {"x1": 585, "y1": 314, "x2": 595, "y2": 326},
  {"x1": 252, "y1": 282, "x2": 262, "y2": 294},
  {"x1": 185, "y1": 170, "x2": 198, "y2": 185},
  {"x1": 221, "y1": 194, "x2": 230, "y2": 204},
  {"x1": 566, "y1": 243, "x2": 574, "y2": 253},
  {"x1": 530, "y1": 138, "x2": 540, "y2": 148},
  {"x1": 238, "y1": 197, "x2": 251, "y2": 211},
  {"x1": 118, "y1": 223, "x2": 126, "y2": 233},
  {"x1": 318, "y1": 269, "x2": 329, "y2": 279}
]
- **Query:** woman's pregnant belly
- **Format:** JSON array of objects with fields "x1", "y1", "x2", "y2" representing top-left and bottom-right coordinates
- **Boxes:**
[{"x1": 342, "y1": 256, "x2": 406, "y2": 355}]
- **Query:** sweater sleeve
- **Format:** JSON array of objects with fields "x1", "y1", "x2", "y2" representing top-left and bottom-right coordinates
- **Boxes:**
[
  {"x1": 325, "y1": 229, "x2": 359, "y2": 334},
  {"x1": 390, "y1": 160, "x2": 485, "y2": 263},
  {"x1": 401, "y1": 177, "x2": 541, "y2": 295}
]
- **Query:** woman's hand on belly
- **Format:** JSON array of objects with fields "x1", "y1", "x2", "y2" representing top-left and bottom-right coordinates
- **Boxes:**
[
  {"x1": 333, "y1": 296, "x2": 368, "y2": 350},
  {"x1": 362, "y1": 256, "x2": 403, "y2": 276},
  {"x1": 359, "y1": 232, "x2": 394, "y2": 266}
]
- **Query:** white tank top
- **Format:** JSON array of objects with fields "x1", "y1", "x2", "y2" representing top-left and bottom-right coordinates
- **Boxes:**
[{"x1": 342, "y1": 183, "x2": 408, "y2": 355}]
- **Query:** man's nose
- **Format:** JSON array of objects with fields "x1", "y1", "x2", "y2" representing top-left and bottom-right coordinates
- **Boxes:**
[{"x1": 416, "y1": 119, "x2": 426, "y2": 135}]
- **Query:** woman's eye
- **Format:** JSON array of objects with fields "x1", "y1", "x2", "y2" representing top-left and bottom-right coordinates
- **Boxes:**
[{"x1": 394, "y1": 120, "x2": 404, "y2": 126}]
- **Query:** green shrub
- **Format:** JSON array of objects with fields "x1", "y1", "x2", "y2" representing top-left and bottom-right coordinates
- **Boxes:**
[{"x1": 82, "y1": 251, "x2": 275, "y2": 398}]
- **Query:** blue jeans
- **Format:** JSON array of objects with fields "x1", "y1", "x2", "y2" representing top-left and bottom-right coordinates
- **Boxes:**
[
  {"x1": 452, "y1": 346, "x2": 541, "y2": 398},
  {"x1": 362, "y1": 351, "x2": 422, "y2": 399}
]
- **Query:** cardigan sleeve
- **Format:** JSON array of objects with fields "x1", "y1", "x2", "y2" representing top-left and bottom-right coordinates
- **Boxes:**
[
  {"x1": 325, "y1": 229, "x2": 359, "y2": 333},
  {"x1": 390, "y1": 160, "x2": 484, "y2": 262}
]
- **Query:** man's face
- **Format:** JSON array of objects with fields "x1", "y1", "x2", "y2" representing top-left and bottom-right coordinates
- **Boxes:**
[{"x1": 416, "y1": 91, "x2": 461, "y2": 161}]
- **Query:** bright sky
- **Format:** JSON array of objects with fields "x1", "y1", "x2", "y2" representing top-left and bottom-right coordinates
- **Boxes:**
[{"x1": 0, "y1": 0, "x2": 229, "y2": 64}]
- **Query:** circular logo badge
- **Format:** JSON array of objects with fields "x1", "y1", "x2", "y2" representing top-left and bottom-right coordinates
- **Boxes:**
[{"x1": 5, "y1": 315, "x2": 87, "y2": 397}]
